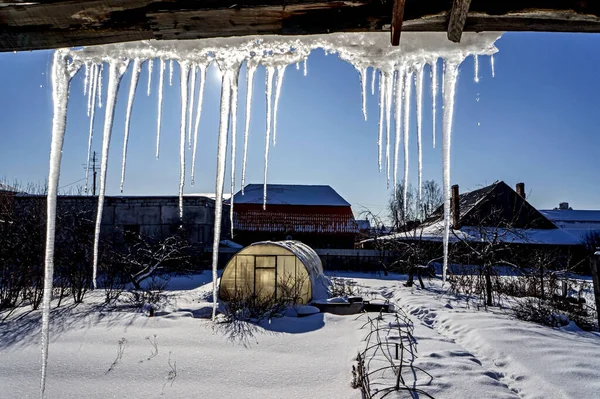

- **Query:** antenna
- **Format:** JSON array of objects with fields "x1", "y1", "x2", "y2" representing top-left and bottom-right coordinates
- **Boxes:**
[{"x1": 83, "y1": 151, "x2": 99, "y2": 196}]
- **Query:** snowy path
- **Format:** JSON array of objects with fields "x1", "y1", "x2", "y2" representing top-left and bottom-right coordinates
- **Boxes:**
[{"x1": 391, "y1": 280, "x2": 600, "y2": 399}]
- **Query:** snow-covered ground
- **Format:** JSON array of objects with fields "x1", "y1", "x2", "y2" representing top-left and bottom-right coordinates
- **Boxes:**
[{"x1": 2, "y1": 272, "x2": 600, "y2": 398}]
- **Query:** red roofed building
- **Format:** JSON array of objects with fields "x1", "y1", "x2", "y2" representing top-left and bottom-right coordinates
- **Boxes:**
[{"x1": 231, "y1": 184, "x2": 359, "y2": 248}]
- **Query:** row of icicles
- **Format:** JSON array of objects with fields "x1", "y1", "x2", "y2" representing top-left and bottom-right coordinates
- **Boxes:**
[{"x1": 40, "y1": 46, "x2": 495, "y2": 397}]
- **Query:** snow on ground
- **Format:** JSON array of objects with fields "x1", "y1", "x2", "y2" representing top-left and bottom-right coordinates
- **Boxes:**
[{"x1": 2, "y1": 272, "x2": 600, "y2": 398}]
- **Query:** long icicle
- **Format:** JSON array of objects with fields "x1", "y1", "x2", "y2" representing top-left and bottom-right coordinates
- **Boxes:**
[
  {"x1": 93, "y1": 59, "x2": 129, "y2": 290},
  {"x1": 415, "y1": 63, "x2": 424, "y2": 204},
  {"x1": 359, "y1": 67, "x2": 367, "y2": 121},
  {"x1": 491, "y1": 54, "x2": 496, "y2": 78},
  {"x1": 84, "y1": 64, "x2": 99, "y2": 193},
  {"x1": 474, "y1": 54, "x2": 479, "y2": 83},
  {"x1": 241, "y1": 63, "x2": 256, "y2": 194},
  {"x1": 169, "y1": 59, "x2": 174, "y2": 86},
  {"x1": 431, "y1": 60, "x2": 438, "y2": 149},
  {"x1": 212, "y1": 68, "x2": 233, "y2": 321},
  {"x1": 41, "y1": 49, "x2": 74, "y2": 399},
  {"x1": 156, "y1": 59, "x2": 165, "y2": 159},
  {"x1": 120, "y1": 59, "x2": 142, "y2": 192},
  {"x1": 187, "y1": 64, "x2": 197, "y2": 149},
  {"x1": 191, "y1": 64, "x2": 207, "y2": 185},
  {"x1": 442, "y1": 61, "x2": 460, "y2": 283},
  {"x1": 230, "y1": 66, "x2": 240, "y2": 238},
  {"x1": 303, "y1": 58, "x2": 307, "y2": 76},
  {"x1": 263, "y1": 66, "x2": 275, "y2": 210},
  {"x1": 377, "y1": 69, "x2": 384, "y2": 172},
  {"x1": 371, "y1": 67, "x2": 376, "y2": 96},
  {"x1": 178, "y1": 61, "x2": 191, "y2": 219},
  {"x1": 272, "y1": 64, "x2": 287, "y2": 146},
  {"x1": 97, "y1": 63, "x2": 104, "y2": 108},
  {"x1": 384, "y1": 71, "x2": 393, "y2": 188},
  {"x1": 403, "y1": 69, "x2": 413, "y2": 215},
  {"x1": 147, "y1": 59, "x2": 153, "y2": 95},
  {"x1": 393, "y1": 66, "x2": 404, "y2": 197},
  {"x1": 83, "y1": 62, "x2": 90, "y2": 98}
]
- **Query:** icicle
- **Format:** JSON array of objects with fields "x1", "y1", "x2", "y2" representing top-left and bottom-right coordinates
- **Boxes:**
[
  {"x1": 147, "y1": 58, "x2": 153, "y2": 95},
  {"x1": 97, "y1": 63, "x2": 104, "y2": 108},
  {"x1": 272, "y1": 64, "x2": 287, "y2": 146},
  {"x1": 93, "y1": 59, "x2": 129, "y2": 289},
  {"x1": 431, "y1": 61, "x2": 438, "y2": 149},
  {"x1": 230, "y1": 66, "x2": 241, "y2": 238},
  {"x1": 377, "y1": 69, "x2": 384, "y2": 172},
  {"x1": 83, "y1": 63, "x2": 90, "y2": 98},
  {"x1": 178, "y1": 61, "x2": 191, "y2": 219},
  {"x1": 491, "y1": 54, "x2": 495, "y2": 78},
  {"x1": 120, "y1": 59, "x2": 142, "y2": 192},
  {"x1": 263, "y1": 66, "x2": 275, "y2": 210},
  {"x1": 187, "y1": 64, "x2": 197, "y2": 149},
  {"x1": 441, "y1": 61, "x2": 460, "y2": 283},
  {"x1": 303, "y1": 58, "x2": 307, "y2": 76},
  {"x1": 415, "y1": 63, "x2": 424, "y2": 203},
  {"x1": 86, "y1": 64, "x2": 94, "y2": 117},
  {"x1": 84, "y1": 64, "x2": 99, "y2": 193},
  {"x1": 371, "y1": 67, "x2": 376, "y2": 96},
  {"x1": 156, "y1": 59, "x2": 165, "y2": 159},
  {"x1": 212, "y1": 69, "x2": 233, "y2": 321},
  {"x1": 384, "y1": 71, "x2": 393, "y2": 188},
  {"x1": 474, "y1": 54, "x2": 479, "y2": 83},
  {"x1": 359, "y1": 67, "x2": 367, "y2": 121},
  {"x1": 393, "y1": 66, "x2": 404, "y2": 197},
  {"x1": 241, "y1": 63, "x2": 256, "y2": 194},
  {"x1": 41, "y1": 49, "x2": 76, "y2": 399},
  {"x1": 191, "y1": 64, "x2": 207, "y2": 185},
  {"x1": 169, "y1": 59, "x2": 174, "y2": 86},
  {"x1": 403, "y1": 69, "x2": 413, "y2": 215},
  {"x1": 296, "y1": 62, "x2": 300, "y2": 70}
]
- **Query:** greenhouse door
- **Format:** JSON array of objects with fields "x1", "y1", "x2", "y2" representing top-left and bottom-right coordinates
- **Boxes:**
[{"x1": 254, "y1": 256, "x2": 276, "y2": 299}]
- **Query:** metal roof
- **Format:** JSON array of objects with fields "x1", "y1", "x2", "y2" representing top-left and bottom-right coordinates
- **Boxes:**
[{"x1": 233, "y1": 184, "x2": 351, "y2": 207}]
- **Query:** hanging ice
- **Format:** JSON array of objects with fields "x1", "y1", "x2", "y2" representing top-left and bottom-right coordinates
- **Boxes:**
[
  {"x1": 359, "y1": 67, "x2": 367, "y2": 121},
  {"x1": 441, "y1": 60, "x2": 460, "y2": 283},
  {"x1": 120, "y1": 58, "x2": 142, "y2": 192},
  {"x1": 241, "y1": 63, "x2": 257, "y2": 194},
  {"x1": 156, "y1": 59, "x2": 165, "y2": 159},
  {"x1": 474, "y1": 54, "x2": 479, "y2": 83},
  {"x1": 377, "y1": 70, "x2": 384, "y2": 172},
  {"x1": 230, "y1": 66, "x2": 241, "y2": 238},
  {"x1": 402, "y1": 69, "x2": 413, "y2": 215},
  {"x1": 187, "y1": 64, "x2": 197, "y2": 149},
  {"x1": 431, "y1": 60, "x2": 438, "y2": 148},
  {"x1": 147, "y1": 59, "x2": 153, "y2": 95},
  {"x1": 491, "y1": 54, "x2": 495, "y2": 78},
  {"x1": 263, "y1": 66, "x2": 275, "y2": 209},
  {"x1": 212, "y1": 68, "x2": 233, "y2": 320},
  {"x1": 83, "y1": 63, "x2": 90, "y2": 98},
  {"x1": 191, "y1": 64, "x2": 207, "y2": 184},
  {"x1": 84, "y1": 64, "x2": 99, "y2": 193},
  {"x1": 178, "y1": 61, "x2": 191, "y2": 219},
  {"x1": 169, "y1": 59, "x2": 174, "y2": 86},
  {"x1": 272, "y1": 65, "x2": 287, "y2": 146},
  {"x1": 303, "y1": 58, "x2": 307, "y2": 76},
  {"x1": 371, "y1": 67, "x2": 376, "y2": 96},
  {"x1": 415, "y1": 63, "x2": 424, "y2": 203},
  {"x1": 393, "y1": 66, "x2": 404, "y2": 195},
  {"x1": 97, "y1": 63, "x2": 104, "y2": 108},
  {"x1": 384, "y1": 71, "x2": 393, "y2": 187}
]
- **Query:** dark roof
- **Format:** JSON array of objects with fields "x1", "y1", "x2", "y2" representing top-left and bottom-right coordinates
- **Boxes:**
[
  {"x1": 425, "y1": 181, "x2": 556, "y2": 230},
  {"x1": 233, "y1": 184, "x2": 351, "y2": 207}
]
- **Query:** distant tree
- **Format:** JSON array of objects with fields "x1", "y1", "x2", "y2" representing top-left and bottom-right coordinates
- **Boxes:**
[{"x1": 389, "y1": 180, "x2": 442, "y2": 231}]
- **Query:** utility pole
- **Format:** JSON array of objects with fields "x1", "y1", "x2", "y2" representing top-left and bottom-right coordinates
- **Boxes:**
[{"x1": 92, "y1": 151, "x2": 97, "y2": 196}]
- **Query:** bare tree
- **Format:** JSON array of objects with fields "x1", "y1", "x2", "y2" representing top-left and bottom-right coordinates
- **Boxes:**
[{"x1": 389, "y1": 180, "x2": 442, "y2": 231}]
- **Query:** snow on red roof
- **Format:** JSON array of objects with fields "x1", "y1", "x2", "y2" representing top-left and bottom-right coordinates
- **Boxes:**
[{"x1": 233, "y1": 184, "x2": 351, "y2": 207}]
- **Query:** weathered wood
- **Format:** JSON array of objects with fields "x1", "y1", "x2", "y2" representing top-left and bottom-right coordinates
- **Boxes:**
[
  {"x1": 390, "y1": 0, "x2": 406, "y2": 46},
  {"x1": 1, "y1": 1, "x2": 600, "y2": 51},
  {"x1": 447, "y1": 0, "x2": 472, "y2": 43}
]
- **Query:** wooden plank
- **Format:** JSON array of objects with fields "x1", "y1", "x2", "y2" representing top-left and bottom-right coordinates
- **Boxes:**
[
  {"x1": 1, "y1": 1, "x2": 600, "y2": 52},
  {"x1": 447, "y1": 0, "x2": 472, "y2": 43},
  {"x1": 391, "y1": 0, "x2": 406, "y2": 46}
]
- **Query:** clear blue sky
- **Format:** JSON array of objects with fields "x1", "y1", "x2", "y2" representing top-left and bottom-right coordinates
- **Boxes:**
[{"x1": 1, "y1": 32, "x2": 600, "y2": 218}]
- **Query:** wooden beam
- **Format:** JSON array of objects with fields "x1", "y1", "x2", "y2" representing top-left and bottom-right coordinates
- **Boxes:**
[
  {"x1": 2, "y1": 1, "x2": 600, "y2": 52},
  {"x1": 391, "y1": 0, "x2": 406, "y2": 46},
  {"x1": 447, "y1": 0, "x2": 472, "y2": 43}
]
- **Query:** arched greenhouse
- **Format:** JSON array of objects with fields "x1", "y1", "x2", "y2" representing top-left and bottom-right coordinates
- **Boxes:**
[{"x1": 219, "y1": 241, "x2": 329, "y2": 304}]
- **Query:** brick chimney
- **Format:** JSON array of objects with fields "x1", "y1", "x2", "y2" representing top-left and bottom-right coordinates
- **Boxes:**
[
  {"x1": 516, "y1": 182, "x2": 526, "y2": 199},
  {"x1": 451, "y1": 184, "x2": 460, "y2": 229}
]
